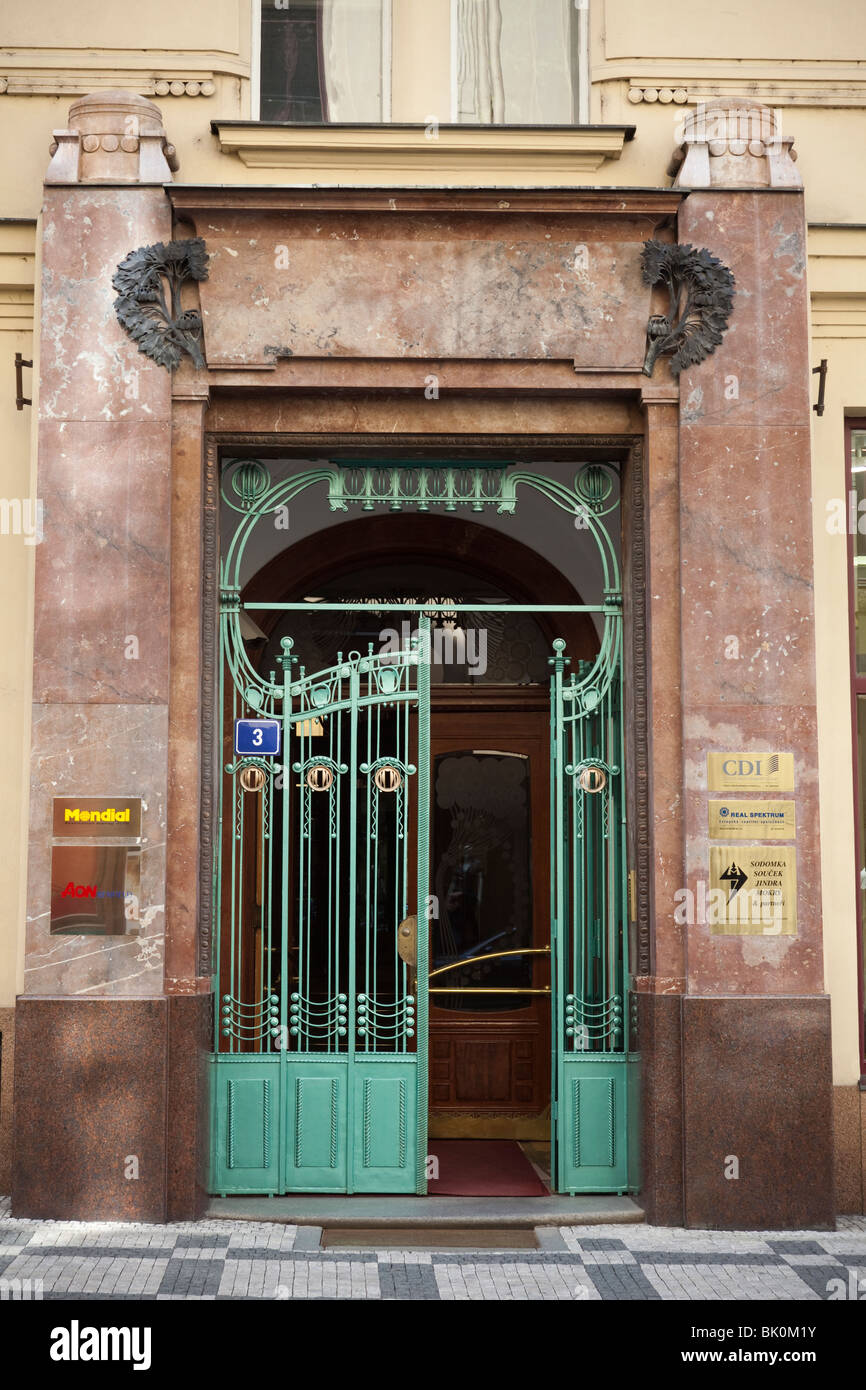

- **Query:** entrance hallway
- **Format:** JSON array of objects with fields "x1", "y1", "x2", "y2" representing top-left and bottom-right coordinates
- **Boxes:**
[{"x1": 426, "y1": 1141, "x2": 548, "y2": 1195}]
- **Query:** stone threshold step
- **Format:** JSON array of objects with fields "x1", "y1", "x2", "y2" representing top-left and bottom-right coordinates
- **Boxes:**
[{"x1": 206, "y1": 1194, "x2": 645, "y2": 1228}]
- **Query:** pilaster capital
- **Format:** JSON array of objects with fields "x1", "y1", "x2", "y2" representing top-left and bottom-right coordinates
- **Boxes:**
[
  {"x1": 668, "y1": 99, "x2": 801, "y2": 189},
  {"x1": 45, "y1": 90, "x2": 178, "y2": 185}
]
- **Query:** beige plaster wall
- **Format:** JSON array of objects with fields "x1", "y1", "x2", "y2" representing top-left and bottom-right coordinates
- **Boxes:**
[
  {"x1": 0, "y1": 222, "x2": 36, "y2": 1008},
  {"x1": 810, "y1": 229, "x2": 866, "y2": 1087}
]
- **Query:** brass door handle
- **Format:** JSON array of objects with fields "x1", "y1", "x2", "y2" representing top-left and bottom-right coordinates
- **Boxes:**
[{"x1": 397, "y1": 913, "x2": 417, "y2": 968}]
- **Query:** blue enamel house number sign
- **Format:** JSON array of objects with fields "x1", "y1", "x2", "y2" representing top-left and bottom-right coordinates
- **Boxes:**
[{"x1": 234, "y1": 719, "x2": 281, "y2": 756}]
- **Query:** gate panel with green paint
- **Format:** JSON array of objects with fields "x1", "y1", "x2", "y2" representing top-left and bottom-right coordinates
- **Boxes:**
[
  {"x1": 549, "y1": 479, "x2": 631, "y2": 1193},
  {"x1": 210, "y1": 460, "x2": 634, "y2": 1196},
  {"x1": 212, "y1": 638, "x2": 429, "y2": 1195}
]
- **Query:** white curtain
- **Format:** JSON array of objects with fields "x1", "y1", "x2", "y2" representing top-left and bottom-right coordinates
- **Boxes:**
[
  {"x1": 456, "y1": 0, "x2": 576, "y2": 124},
  {"x1": 321, "y1": 0, "x2": 386, "y2": 121}
]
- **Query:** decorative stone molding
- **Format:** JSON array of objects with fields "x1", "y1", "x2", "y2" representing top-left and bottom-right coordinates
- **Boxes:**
[
  {"x1": 0, "y1": 74, "x2": 215, "y2": 98},
  {"x1": 640, "y1": 240, "x2": 735, "y2": 378},
  {"x1": 668, "y1": 98, "x2": 801, "y2": 189},
  {"x1": 628, "y1": 87, "x2": 689, "y2": 105},
  {"x1": 45, "y1": 91, "x2": 178, "y2": 184},
  {"x1": 610, "y1": 59, "x2": 866, "y2": 108},
  {"x1": 152, "y1": 80, "x2": 216, "y2": 97},
  {"x1": 113, "y1": 238, "x2": 209, "y2": 371}
]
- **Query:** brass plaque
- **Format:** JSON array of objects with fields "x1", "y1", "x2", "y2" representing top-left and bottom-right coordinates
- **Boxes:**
[
  {"x1": 53, "y1": 797, "x2": 141, "y2": 838},
  {"x1": 50, "y1": 844, "x2": 134, "y2": 935},
  {"x1": 707, "y1": 753, "x2": 794, "y2": 793},
  {"x1": 295, "y1": 718, "x2": 324, "y2": 738},
  {"x1": 709, "y1": 800, "x2": 795, "y2": 840},
  {"x1": 708, "y1": 846, "x2": 797, "y2": 935}
]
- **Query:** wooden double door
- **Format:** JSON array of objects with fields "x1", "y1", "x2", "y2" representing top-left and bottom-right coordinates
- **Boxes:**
[{"x1": 424, "y1": 696, "x2": 551, "y2": 1139}]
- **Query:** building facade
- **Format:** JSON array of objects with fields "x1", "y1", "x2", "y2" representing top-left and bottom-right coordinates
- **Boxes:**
[{"x1": 0, "y1": 1, "x2": 864, "y2": 1227}]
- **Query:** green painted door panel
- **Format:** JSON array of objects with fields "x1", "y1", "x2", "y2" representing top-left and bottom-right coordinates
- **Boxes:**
[
  {"x1": 283, "y1": 1061, "x2": 348, "y2": 1192},
  {"x1": 557, "y1": 1057, "x2": 629, "y2": 1193},
  {"x1": 210, "y1": 1056, "x2": 281, "y2": 1195},
  {"x1": 351, "y1": 1060, "x2": 418, "y2": 1193}
]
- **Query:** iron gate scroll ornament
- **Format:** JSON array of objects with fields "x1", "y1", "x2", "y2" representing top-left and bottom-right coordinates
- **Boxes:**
[
  {"x1": 112, "y1": 237, "x2": 209, "y2": 370},
  {"x1": 640, "y1": 239, "x2": 735, "y2": 377}
]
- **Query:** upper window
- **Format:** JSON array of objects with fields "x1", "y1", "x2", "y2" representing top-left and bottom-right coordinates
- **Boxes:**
[{"x1": 258, "y1": 0, "x2": 587, "y2": 125}]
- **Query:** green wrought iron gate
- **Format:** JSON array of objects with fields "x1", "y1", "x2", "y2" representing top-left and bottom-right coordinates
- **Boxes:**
[
  {"x1": 212, "y1": 625, "x2": 430, "y2": 1195},
  {"x1": 550, "y1": 627, "x2": 631, "y2": 1194},
  {"x1": 209, "y1": 460, "x2": 635, "y2": 1196}
]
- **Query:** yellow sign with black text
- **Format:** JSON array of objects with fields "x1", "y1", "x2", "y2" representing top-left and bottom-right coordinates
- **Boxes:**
[
  {"x1": 706, "y1": 753, "x2": 794, "y2": 793},
  {"x1": 709, "y1": 800, "x2": 795, "y2": 840},
  {"x1": 707, "y1": 846, "x2": 797, "y2": 935}
]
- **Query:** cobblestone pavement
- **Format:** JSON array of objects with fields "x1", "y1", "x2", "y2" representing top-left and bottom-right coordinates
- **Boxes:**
[{"x1": 0, "y1": 1199, "x2": 864, "y2": 1300}]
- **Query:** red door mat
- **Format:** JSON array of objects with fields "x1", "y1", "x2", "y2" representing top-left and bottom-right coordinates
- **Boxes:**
[{"x1": 427, "y1": 1141, "x2": 548, "y2": 1196}]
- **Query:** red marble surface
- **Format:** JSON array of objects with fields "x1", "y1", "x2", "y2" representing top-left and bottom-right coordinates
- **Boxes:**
[
  {"x1": 33, "y1": 420, "x2": 171, "y2": 705},
  {"x1": 193, "y1": 209, "x2": 666, "y2": 369},
  {"x1": 677, "y1": 191, "x2": 821, "y2": 996},
  {"x1": 34, "y1": 188, "x2": 172, "y2": 706},
  {"x1": 28, "y1": 184, "x2": 173, "y2": 1001},
  {"x1": 642, "y1": 398, "x2": 686, "y2": 987}
]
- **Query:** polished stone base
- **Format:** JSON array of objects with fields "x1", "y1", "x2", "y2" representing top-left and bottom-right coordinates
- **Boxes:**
[
  {"x1": 681, "y1": 995, "x2": 835, "y2": 1229},
  {"x1": 637, "y1": 992, "x2": 837, "y2": 1229},
  {"x1": 9, "y1": 991, "x2": 842, "y2": 1228},
  {"x1": 635, "y1": 992, "x2": 684, "y2": 1226},
  {"x1": 11, "y1": 994, "x2": 211, "y2": 1222},
  {"x1": 0, "y1": 1007, "x2": 14, "y2": 1194},
  {"x1": 833, "y1": 1083, "x2": 866, "y2": 1215}
]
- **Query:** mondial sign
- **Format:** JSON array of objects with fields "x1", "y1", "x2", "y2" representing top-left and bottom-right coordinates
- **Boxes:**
[{"x1": 53, "y1": 798, "x2": 142, "y2": 838}]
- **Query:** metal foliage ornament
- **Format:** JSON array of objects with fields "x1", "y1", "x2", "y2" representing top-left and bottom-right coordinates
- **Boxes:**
[
  {"x1": 640, "y1": 239, "x2": 735, "y2": 378},
  {"x1": 112, "y1": 237, "x2": 209, "y2": 370}
]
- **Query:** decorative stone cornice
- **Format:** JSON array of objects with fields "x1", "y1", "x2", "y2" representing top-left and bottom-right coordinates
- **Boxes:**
[
  {"x1": 668, "y1": 99, "x2": 801, "y2": 189},
  {"x1": 45, "y1": 91, "x2": 178, "y2": 184},
  {"x1": 211, "y1": 121, "x2": 636, "y2": 184}
]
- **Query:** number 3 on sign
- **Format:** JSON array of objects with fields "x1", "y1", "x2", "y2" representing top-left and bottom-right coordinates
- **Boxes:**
[{"x1": 234, "y1": 719, "x2": 281, "y2": 757}]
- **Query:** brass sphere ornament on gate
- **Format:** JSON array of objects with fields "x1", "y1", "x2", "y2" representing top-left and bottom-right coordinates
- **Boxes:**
[
  {"x1": 578, "y1": 764, "x2": 607, "y2": 794},
  {"x1": 239, "y1": 765, "x2": 266, "y2": 793},
  {"x1": 374, "y1": 764, "x2": 402, "y2": 792},
  {"x1": 306, "y1": 764, "x2": 334, "y2": 792}
]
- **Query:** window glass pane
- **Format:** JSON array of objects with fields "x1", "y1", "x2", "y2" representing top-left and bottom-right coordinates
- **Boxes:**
[
  {"x1": 432, "y1": 751, "x2": 533, "y2": 1012},
  {"x1": 261, "y1": 0, "x2": 385, "y2": 122},
  {"x1": 456, "y1": 0, "x2": 578, "y2": 124}
]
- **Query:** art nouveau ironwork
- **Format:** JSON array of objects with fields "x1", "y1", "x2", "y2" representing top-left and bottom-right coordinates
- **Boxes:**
[{"x1": 210, "y1": 460, "x2": 633, "y2": 1195}]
